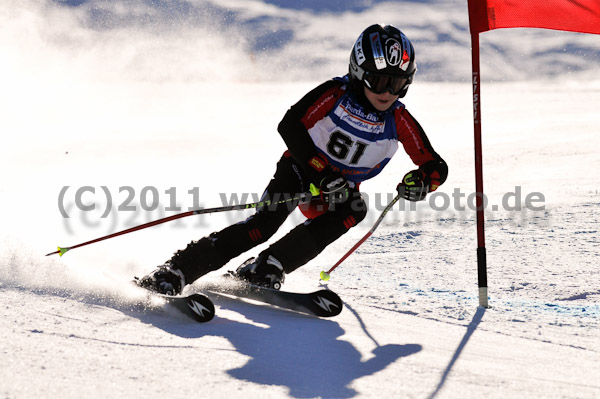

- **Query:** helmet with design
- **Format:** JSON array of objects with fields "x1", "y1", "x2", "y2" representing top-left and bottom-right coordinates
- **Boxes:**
[{"x1": 349, "y1": 24, "x2": 417, "y2": 98}]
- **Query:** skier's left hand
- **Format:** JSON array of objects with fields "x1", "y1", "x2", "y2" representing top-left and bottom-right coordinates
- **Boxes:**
[{"x1": 397, "y1": 169, "x2": 429, "y2": 201}]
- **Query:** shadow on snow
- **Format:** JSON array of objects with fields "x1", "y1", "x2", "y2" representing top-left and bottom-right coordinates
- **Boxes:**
[
  {"x1": 427, "y1": 307, "x2": 486, "y2": 399},
  {"x1": 135, "y1": 295, "x2": 422, "y2": 398}
]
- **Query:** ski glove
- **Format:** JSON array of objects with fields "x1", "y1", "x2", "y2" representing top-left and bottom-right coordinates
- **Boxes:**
[
  {"x1": 397, "y1": 169, "x2": 429, "y2": 202},
  {"x1": 306, "y1": 154, "x2": 350, "y2": 204},
  {"x1": 319, "y1": 172, "x2": 350, "y2": 204}
]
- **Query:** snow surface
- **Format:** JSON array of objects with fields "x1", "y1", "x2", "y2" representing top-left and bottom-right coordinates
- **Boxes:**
[{"x1": 1, "y1": 0, "x2": 599, "y2": 398}]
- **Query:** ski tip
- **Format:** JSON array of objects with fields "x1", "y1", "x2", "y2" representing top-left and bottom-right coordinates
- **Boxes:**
[
  {"x1": 312, "y1": 289, "x2": 343, "y2": 317},
  {"x1": 186, "y1": 294, "x2": 216, "y2": 322},
  {"x1": 319, "y1": 271, "x2": 330, "y2": 281}
]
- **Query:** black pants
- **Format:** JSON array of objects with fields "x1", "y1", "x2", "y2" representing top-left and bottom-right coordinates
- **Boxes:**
[{"x1": 172, "y1": 154, "x2": 368, "y2": 283}]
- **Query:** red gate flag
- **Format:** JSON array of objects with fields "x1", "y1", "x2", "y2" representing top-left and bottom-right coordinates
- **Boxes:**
[
  {"x1": 469, "y1": 0, "x2": 600, "y2": 35},
  {"x1": 467, "y1": 0, "x2": 600, "y2": 308}
]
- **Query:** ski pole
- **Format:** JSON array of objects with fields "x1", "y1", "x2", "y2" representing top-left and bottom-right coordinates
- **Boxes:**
[
  {"x1": 46, "y1": 193, "x2": 310, "y2": 257},
  {"x1": 320, "y1": 193, "x2": 401, "y2": 281}
]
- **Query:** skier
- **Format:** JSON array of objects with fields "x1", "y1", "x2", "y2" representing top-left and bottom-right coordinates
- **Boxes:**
[{"x1": 138, "y1": 24, "x2": 448, "y2": 295}]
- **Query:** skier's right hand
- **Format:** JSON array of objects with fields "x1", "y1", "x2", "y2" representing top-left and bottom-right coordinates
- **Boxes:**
[
  {"x1": 319, "y1": 172, "x2": 349, "y2": 204},
  {"x1": 306, "y1": 154, "x2": 349, "y2": 204}
]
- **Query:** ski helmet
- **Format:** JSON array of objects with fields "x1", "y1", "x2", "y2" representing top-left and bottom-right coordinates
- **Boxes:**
[{"x1": 349, "y1": 24, "x2": 417, "y2": 98}]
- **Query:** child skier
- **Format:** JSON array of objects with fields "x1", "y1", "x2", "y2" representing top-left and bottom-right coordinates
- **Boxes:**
[{"x1": 138, "y1": 24, "x2": 448, "y2": 295}]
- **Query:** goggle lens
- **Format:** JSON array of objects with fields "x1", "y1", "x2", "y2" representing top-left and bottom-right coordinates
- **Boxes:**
[{"x1": 363, "y1": 73, "x2": 408, "y2": 95}]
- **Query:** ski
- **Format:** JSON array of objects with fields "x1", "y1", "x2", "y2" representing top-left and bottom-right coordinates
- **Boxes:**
[
  {"x1": 202, "y1": 276, "x2": 343, "y2": 318},
  {"x1": 134, "y1": 281, "x2": 215, "y2": 323},
  {"x1": 159, "y1": 292, "x2": 215, "y2": 323}
]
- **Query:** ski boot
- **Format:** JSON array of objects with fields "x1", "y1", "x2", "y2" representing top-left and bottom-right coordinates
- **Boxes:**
[
  {"x1": 235, "y1": 253, "x2": 285, "y2": 290},
  {"x1": 137, "y1": 264, "x2": 186, "y2": 296}
]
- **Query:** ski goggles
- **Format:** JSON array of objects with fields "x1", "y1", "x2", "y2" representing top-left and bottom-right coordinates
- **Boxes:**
[{"x1": 363, "y1": 72, "x2": 410, "y2": 95}]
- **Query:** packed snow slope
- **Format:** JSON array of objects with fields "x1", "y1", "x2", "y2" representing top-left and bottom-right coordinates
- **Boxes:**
[{"x1": 1, "y1": 1, "x2": 599, "y2": 398}]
